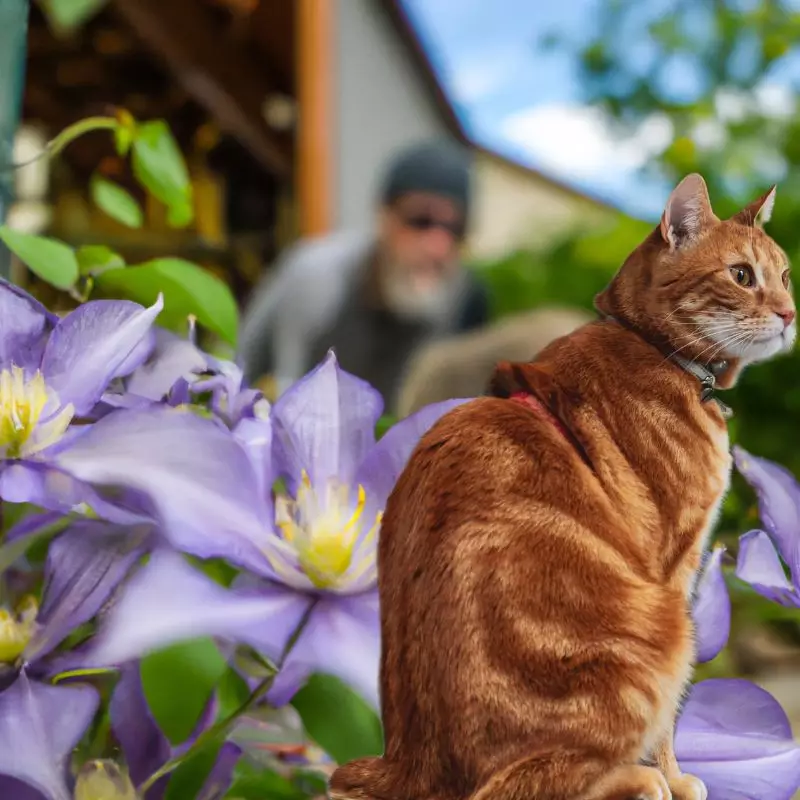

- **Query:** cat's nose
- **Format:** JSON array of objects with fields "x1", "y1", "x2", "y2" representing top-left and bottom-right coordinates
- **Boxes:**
[{"x1": 776, "y1": 308, "x2": 796, "y2": 328}]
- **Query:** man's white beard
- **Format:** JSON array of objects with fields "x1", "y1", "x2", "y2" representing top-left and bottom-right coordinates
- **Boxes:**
[{"x1": 380, "y1": 262, "x2": 461, "y2": 324}]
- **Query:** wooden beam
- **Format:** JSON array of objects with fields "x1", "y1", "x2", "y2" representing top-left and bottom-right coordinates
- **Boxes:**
[
  {"x1": 111, "y1": 0, "x2": 291, "y2": 179},
  {"x1": 296, "y1": 0, "x2": 335, "y2": 236}
]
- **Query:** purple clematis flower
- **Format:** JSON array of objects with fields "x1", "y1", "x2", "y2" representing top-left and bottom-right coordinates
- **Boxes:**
[
  {"x1": 691, "y1": 545, "x2": 731, "y2": 663},
  {"x1": 0, "y1": 518, "x2": 148, "y2": 681},
  {"x1": 110, "y1": 664, "x2": 241, "y2": 799},
  {"x1": 0, "y1": 278, "x2": 163, "y2": 509},
  {"x1": 0, "y1": 670, "x2": 99, "y2": 800},
  {"x1": 101, "y1": 324, "x2": 267, "y2": 427},
  {"x1": 675, "y1": 678, "x2": 800, "y2": 800},
  {"x1": 732, "y1": 447, "x2": 800, "y2": 607},
  {"x1": 78, "y1": 351, "x2": 469, "y2": 708}
]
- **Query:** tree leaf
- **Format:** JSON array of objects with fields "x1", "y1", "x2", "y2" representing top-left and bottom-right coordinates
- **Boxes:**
[
  {"x1": 291, "y1": 674, "x2": 383, "y2": 764},
  {"x1": 131, "y1": 120, "x2": 194, "y2": 228},
  {"x1": 76, "y1": 245, "x2": 126, "y2": 276},
  {"x1": 90, "y1": 176, "x2": 143, "y2": 228},
  {"x1": 94, "y1": 257, "x2": 239, "y2": 345},
  {"x1": 0, "y1": 227, "x2": 79, "y2": 290},
  {"x1": 141, "y1": 637, "x2": 228, "y2": 745}
]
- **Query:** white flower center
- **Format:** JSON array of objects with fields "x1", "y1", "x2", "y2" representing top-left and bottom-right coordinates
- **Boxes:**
[{"x1": 273, "y1": 471, "x2": 382, "y2": 591}]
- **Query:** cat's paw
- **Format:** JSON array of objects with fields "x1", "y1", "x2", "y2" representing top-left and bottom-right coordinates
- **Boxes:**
[{"x1": 668, "y1": 772, "x2": 707, "y2": 800}]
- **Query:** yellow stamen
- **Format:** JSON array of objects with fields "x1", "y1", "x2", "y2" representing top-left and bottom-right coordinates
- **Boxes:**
[
  {"x1": 0, "y1": 596, "x2": 39, "y2": 664},
  {"x1": 73, "y1": 759, "x2": 137, "y2": 800},
  {"x1": 274, "y1": 476, "x2": 382, "y2": 591},
  {"x1": 0, "y1": 366, "x2": 73, "y2": 458}
]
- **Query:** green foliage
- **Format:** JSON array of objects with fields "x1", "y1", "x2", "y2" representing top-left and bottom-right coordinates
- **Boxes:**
[
  {"x1": 90, "y1": 176, "x2": 143, "y2": 229},
  {"x1": 141, "y1": 638, "x2": 228, "y2": 746},
  {"x1": 0, "y1": 228, "x2": 78, "y2": 289},
  {"x1": 40, "y1": 0, "x2": 109, "y2": 33},
  {"x1": 76, "y1": 245, "x2": 125, "y2": 277},
  {"x1": 292, "y1": 674, "x2": 383, "y2": 764},
  {"x1": 224, "y1": 761, "x2": 310, "y2": 800},
  {"x1": 131, "y1": 120, "x2": 194, "y2": 228},
  {"x1": 165, "y1": 740, "x2": 224, "y2": 800},
  {"x1": 94, "y1": 258, "x2": 239, "y2": 346}
]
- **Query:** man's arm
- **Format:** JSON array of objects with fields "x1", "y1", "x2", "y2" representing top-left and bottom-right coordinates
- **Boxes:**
[{"x1": 238, "y1": 243, "x2": 314, "y2": 387}]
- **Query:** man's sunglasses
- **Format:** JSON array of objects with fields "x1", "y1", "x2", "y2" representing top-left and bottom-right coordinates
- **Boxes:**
[{"x1": 400, "y1": 213, "x2": 465, "y2": 240}]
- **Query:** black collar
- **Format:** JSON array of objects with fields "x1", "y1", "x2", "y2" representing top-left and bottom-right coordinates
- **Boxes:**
[{"x1": 601, "y1": 314, "x2": 733, "y2": 419}]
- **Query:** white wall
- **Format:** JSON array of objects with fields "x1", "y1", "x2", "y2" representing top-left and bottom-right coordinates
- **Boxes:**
[{"x1": 334, "y1": 0, "x2": 450, "y2": 231}]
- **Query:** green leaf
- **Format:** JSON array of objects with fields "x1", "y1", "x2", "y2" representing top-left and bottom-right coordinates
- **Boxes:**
[
  {"x1": 76, "y1": 245, "x2": 126, "y2": 276},
  {"x1": 94, "y1": 257, "x2": 239, "y2": 345},
  {"x1": 215, "y1": 667, "x2": 251, "y2": 721},
  {"x1": 0, "y1": 227, "x2": 78, "y2": 290},
  {"x1": 165, "y1": 739, "x2": 225, "y2": 800},
  {"x1": 114, "y1": 109, "x2": 137, "y2": 157},
  {"x1": 41, "y1": 0, "x2": 108, "y2": 32},
  {"x1": 90, "y1": 176, "x2": 143, "y2": 228},
  {"x1": 141, "y1": 638, "x2": 228, "y2": 746},
  {"x1": 376, "y1": 415, "x2": 396, "y2": 439},
  {"x1": 224, "y1": 761, "x2": 308, "y2": 800},
  {"x1": 292, "y1": 674, "x2": 383, "y2": 764},
  {"x1": 132, "y1": 120, "x2": 194, "y2": 228}
]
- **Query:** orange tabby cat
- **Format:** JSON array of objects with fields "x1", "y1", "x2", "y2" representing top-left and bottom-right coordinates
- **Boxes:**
[{"x1": 328, "y1": 174, "x2": 795, "y2": 800}]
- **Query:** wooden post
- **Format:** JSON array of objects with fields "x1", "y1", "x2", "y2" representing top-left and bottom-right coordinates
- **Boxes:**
[{"x1": 296, "y1": 0, "x2": 335, "y2": 237}]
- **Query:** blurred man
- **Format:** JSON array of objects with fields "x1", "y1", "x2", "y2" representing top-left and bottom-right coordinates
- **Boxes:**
[{"x1": 238, "y1": 139, "x2": 489, "y2": 406}]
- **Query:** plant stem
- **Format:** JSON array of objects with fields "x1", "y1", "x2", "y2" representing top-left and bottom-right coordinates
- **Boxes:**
[
  {"x1": 137, "y1": 600, "x2": 318, "y2": 794},
  {"x1": 0, "y1": 117, "x2": 118, "y2": 174}
]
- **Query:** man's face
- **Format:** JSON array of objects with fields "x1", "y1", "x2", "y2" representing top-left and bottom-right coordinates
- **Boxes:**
[{"x1": 377, "y1": 192, "x2": 466, "y2": 322}]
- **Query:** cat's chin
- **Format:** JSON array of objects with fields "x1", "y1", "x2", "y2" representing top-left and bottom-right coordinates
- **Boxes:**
[{"x1": 734, "y1": 325, "x2": 796, "y2": 364}]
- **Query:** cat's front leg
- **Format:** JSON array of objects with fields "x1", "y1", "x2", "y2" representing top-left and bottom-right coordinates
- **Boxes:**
[{"x1": 650, "y1": 722, "x2": 707, "y2": 800}]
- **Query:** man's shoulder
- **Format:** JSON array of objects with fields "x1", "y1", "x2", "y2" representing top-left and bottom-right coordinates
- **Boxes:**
[{"x1": 286, "y1": 229, "x2": 374, "y2": 276}]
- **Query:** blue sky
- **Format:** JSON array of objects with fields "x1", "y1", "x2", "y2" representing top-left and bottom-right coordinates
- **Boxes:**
[{"x1": 399, "y1": 0, "x2": 800, "y2": 221}]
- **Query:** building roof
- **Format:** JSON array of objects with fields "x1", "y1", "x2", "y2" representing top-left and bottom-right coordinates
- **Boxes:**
[{"x1": 382, "y1": 0, "x2": 618, "y2": 211}]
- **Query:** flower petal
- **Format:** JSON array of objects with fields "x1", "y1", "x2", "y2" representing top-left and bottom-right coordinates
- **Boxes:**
[
  {"x1": 675, "y1": 678, "x2": 800, "y2": 800},
  {"x1": 126, "y1": 328, "x2": 208, "y2": 401},
  {"x1": 52, "y1": 407, "x2": 274, "y2": 573},
  {"x1": 0, "y1": 278, "x2": 56, "y2": 372},
  {"x1": 268, "y1": 590, "x2": 380, "y2": 709},
  {"x1": 733, "y1": 446, "x2": 800, "y2": 567},
  {"x1": 41, "y1": 296, "x2": 164, "y2": 415},
  {"x1": 233, "y1": 417, "x2": 273, "y2": 500},
  {"x1": 736, "y1": 530, "x2": 799, "y2": 607},
  {"x1": 0, "y1": 461, "x2": 149, "y2": 528},
  {"x1": 355, "y1": 397, "x2": 469, "y2": 519},
  {"x1": 0, "y1": 777, "x2": 47, "y2": 799},
  {"x1": 272, "y1": 350, "x2": 383, "y2": 493},
  {"x1": 25, "y1": 521, "x2": 150, "y2": 662},
  {"x1": 691, "y1": 546, "x2": 731, "y2": 663},
  {"x1": 197, "y1": 742, "x2": 241, "y2": 800},
  {"x1": 109, "y1": 664, "x2": 171, "y2": 797},
  {"x1": 0, "y1": 671, "x2": 99, "y2": 800},
  {"x1": 89, "y1": 549, "x2": 312, "y2": 667}
]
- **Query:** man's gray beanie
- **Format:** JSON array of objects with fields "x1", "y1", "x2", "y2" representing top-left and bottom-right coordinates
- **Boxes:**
[{"x1": 379, "y1": 138, "x2": 472, "y2": 216}]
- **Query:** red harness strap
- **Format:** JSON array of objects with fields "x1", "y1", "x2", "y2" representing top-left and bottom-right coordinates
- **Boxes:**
[{"x1": 509, "y1": 391, "x2": 569, "y2": 440}]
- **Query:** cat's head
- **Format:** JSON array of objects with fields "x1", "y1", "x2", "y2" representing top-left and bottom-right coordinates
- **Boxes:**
[{"x1": 595, "y1": 174, "x2": 795, "y2": 387}]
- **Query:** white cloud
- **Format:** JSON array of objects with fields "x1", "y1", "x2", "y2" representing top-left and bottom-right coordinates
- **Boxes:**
[{"x1": 501, "y1": 103, "x2": 674, "y2": 180}]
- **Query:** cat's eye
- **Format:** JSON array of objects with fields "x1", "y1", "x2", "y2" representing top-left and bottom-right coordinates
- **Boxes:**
[
  {"x1": 729, "y1": 264, "x2": 755, "y2": 288},
  {"x1": 782, "y1": 269, "x2": 791, "y2": 289}
]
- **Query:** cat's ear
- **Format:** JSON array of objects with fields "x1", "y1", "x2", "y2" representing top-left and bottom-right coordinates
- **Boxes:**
[
  {"x1": 731, "y1": 185, "x2": 776, "y2": 228},
  {"x1": 659, "y1": 173, "x2": 714, "y2": 252}
]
